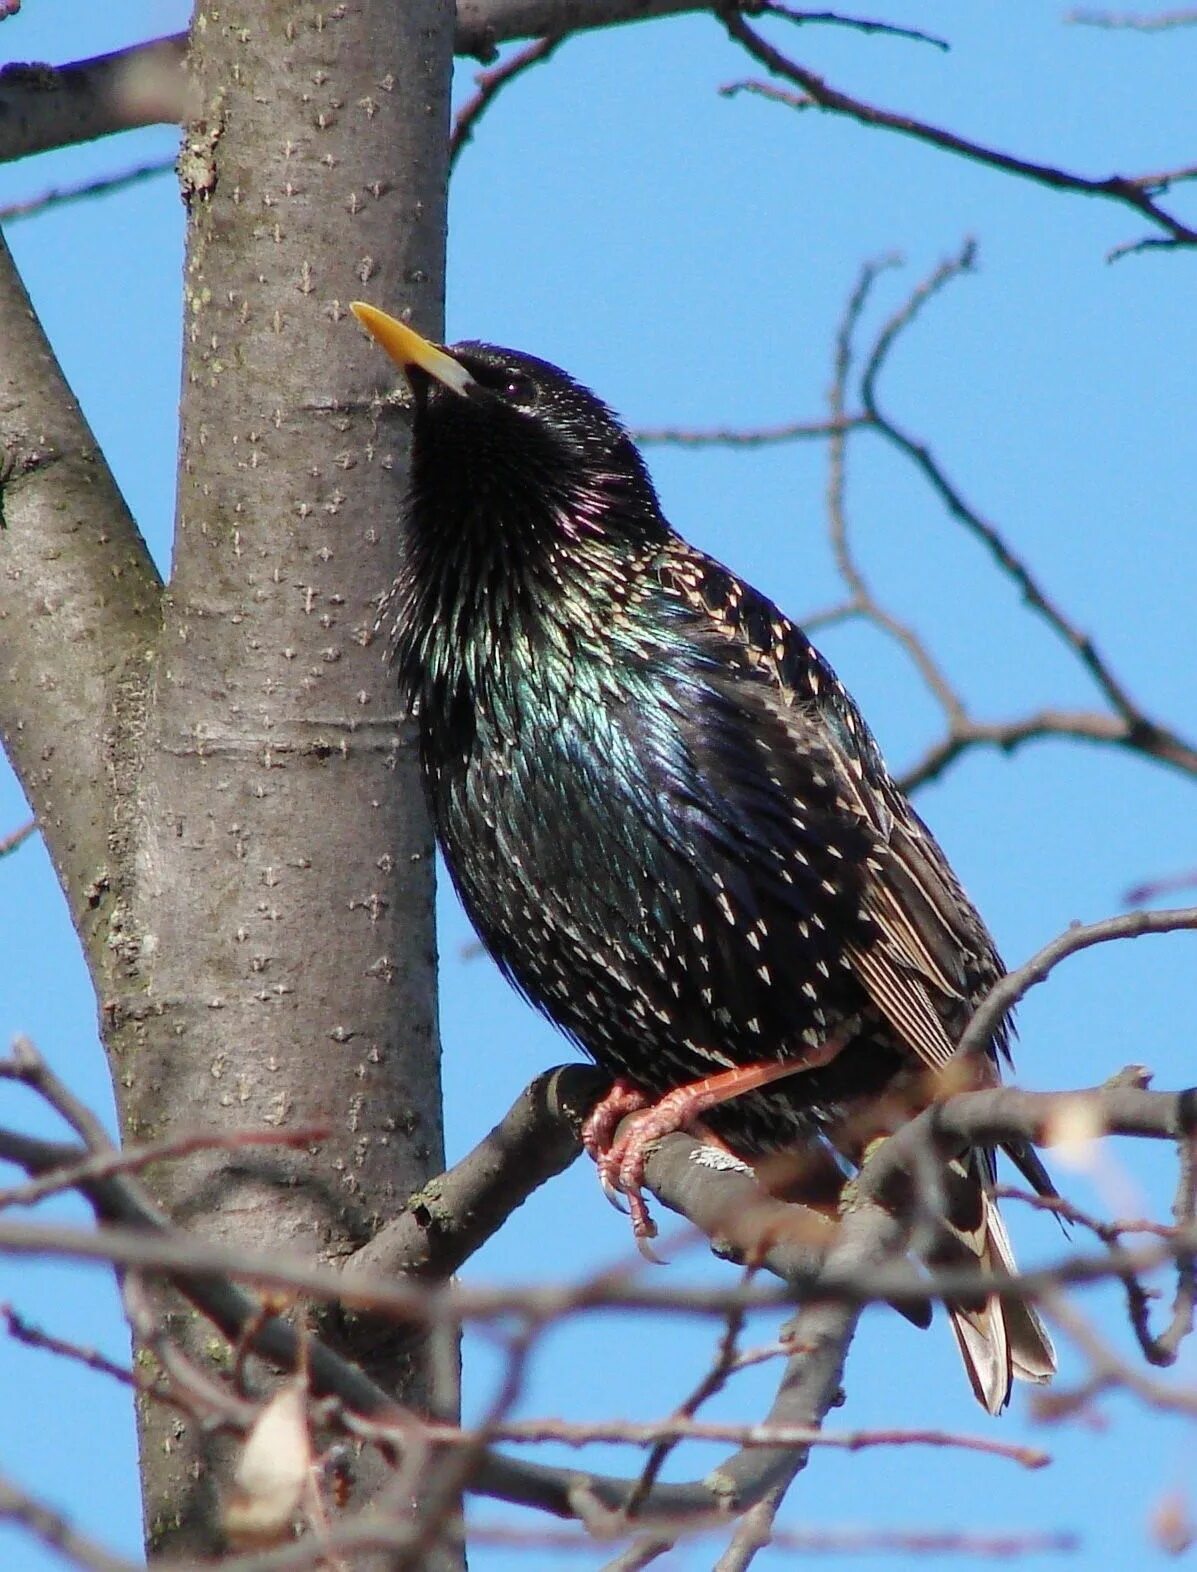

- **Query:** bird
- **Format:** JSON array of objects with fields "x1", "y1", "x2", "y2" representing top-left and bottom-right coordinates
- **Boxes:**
[{"x1": 350, "y1": 301, "x2": 1056, "y2": 1413}]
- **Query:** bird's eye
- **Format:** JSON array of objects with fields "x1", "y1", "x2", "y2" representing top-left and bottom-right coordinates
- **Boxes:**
[{"x1": 501, "y1": 373, "x2": 538, "y2": 409}]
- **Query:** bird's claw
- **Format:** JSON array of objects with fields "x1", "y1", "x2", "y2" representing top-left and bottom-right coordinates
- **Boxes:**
[{"x1": 598, "y1": 1167, "x2": 629, "y2": 1214}]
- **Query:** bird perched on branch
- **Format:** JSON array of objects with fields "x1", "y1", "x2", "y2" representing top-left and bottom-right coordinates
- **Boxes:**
[{"x1": 351, "y1": 302, "x2": 1056, "y2": 1413}]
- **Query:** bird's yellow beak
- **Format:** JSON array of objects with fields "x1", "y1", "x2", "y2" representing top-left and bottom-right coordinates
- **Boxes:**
[{"x1": 350, "y1": 302, "x2": 475, "y2": 397}]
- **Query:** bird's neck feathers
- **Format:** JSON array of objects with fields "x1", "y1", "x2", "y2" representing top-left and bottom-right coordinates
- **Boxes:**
[{"x1": 387, "y1": 447, "x2": 670, "y2": 725}]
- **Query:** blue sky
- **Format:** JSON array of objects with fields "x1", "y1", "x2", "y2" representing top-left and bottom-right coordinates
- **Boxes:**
[{"x1": 1, "y1": 3, "x2": 1196, "y2": 1568}]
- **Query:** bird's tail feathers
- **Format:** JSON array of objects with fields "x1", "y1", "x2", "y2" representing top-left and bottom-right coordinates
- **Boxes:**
[{"x1": 940, "y1": 1159, "x2": 1056, "y2": 1414}]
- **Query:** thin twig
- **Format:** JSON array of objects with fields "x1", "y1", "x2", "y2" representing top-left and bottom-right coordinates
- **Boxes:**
[
  {"x1": 720, "y1": 11, "x2": 1197, "y2": 253},
  {"x1": 993, "y1": 1183, "x2": 1177, "y2": 1243},
  {"x1": 761, "y1": 3, "x2": 949, "y2": 50},
  {"x1": 632, "y1": 253, "x2": 1197, "y2": 795},
  {"x1": 470, "y1": 1416, "x2": 1048, "y2": 1465},
  {"x1": 0, "y1": 1122, "x2": 329, "y2": 1212},
  {"x1": 1125, "y1": 866, "x2": 1197, "y2": 905},
  {"x1": 480, "y1": 1521, "x2": 1079, "y2": 1555},
  {"x1": 625, "y1": 1265, "x2": 757, "y2": 1516},
  {"x1": 634, "y1": 414, "x2": 864, "y2": 447},
  {"x1": 956, "y1": 906, "x2": 1197, "y2": 1062},
  {"x1": 0, "y1": 818, "x2": 35, "y2": 857},
  {"x1": 0, "y1": 1473, "x2": 139, "y2": 1572},
  {"x1": 1067, "y1": 7, "x2": 1197, "y2": 28},
  {"x1": 824, "y1": 251, "x2": 971, "y2": 728},
  {"x1": 1, "y1": 1036, "x2": 114, "y2": 1151},
  {"x1": 2, "y1": 1057, "x2": 1196, "y2": 1535},
  {"x1": 1037, "y1": 1288, "x2": 1197, "y2": 1419},
  {"x1": 2, "y1": 1304, "x2": 141, "y2": 1393},
  {"x1": 896, "y1": 709, "x2": 1197, "y2": 793},
  {"x1": 0, "y1": 159, "x2": 173, "y2": 223},
  {"x1": 862, "y1": 312, "x2": 1143, "y2": 729},
  {"x1": 450, "y1": 35, "x2": 565, "y2": 169}
]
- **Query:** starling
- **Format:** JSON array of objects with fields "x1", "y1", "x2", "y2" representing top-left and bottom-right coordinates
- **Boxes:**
[{"x1": 351, "y1": 303, "x2": 1056, "y2": 1413}]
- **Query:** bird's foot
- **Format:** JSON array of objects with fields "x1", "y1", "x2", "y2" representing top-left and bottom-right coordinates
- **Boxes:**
[
  {"x1": 581, "y1": 1079, "x2": 653, "y2": 1213},
  {"x1": 586, "y1": 1044, "x2": 851, "y2": 1259}
]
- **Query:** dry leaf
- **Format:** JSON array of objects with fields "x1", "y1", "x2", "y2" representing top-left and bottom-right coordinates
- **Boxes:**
[{"x1": 224, "y1": 1382, "x2": 312, "y2": 1548}]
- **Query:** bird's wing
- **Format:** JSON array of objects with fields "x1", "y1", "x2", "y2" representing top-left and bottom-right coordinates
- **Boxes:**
[{"x1": 659, "y1": 545, "x2": 1007, "y2": 1078}]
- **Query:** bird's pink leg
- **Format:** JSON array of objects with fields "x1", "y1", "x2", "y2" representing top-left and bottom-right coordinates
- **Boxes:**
[{"x1": 586, "y1": 1036, "x2": 850, "y2": 1250}]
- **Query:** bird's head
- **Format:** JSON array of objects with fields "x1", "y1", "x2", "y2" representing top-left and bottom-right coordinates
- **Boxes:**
[{"x1": 350, "y1": 303, "x2": 666, "y2": 557}]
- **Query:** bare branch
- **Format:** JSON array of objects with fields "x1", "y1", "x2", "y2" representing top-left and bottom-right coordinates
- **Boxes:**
[
  {"x1": 955, "y1": 905, "x2": 1197, "y2": 1063},
  {"x1": 0, "y1": 1120, "x2": 330, "y2": 1212},
  {"x1": 630, "y1": 252, "x2": 1197, "y2": 794},
  {"x1": 451, "y1": 36, "x2": 567, "y2": 169},
  {"x1": 1125, "y1": 866, "x2": 1197, "y2": 905},
  {"x1": 0, "y1": 1472, "x2": 139, "y2": 1572},
  {"x1": 1, "y1": 1304, "x2": 142, "y2": 1395},
  {"x1": 475, "y1": 1415, "x2": 1047, "y2": 1464},
  {"x1": 626, "y1": 1271, "x2": 756, "y2": 1514},
  {"x1": 0, "y1": 235, "x2": 161, "y2": 977},
  {"x1": 843, "y1": 248, "x2": 1197, "y2": 788},
  {"x1": 2, "y1": 1036, "x2": 116, "y2": 1152},
  {"x1": 715, "y1": 1486, "x2": 781, "y2": 1571},
  {"x1": 863, "y1": 316, "x2": 1138, "y2": 729},
  {"x1": 0, "y1": 157, "x2": 173, "y2": 223},
  {"x1": 0, "y1": 8, "x2": 709, "y2": 164},
  {"x1": 455, "y1": 0, "x2": 724, "y2": 60},
  {"x1": 4, "y1": 1052, "x2": 1197, "y2": 1545},
  {"x1": 759, "y1": 4, "x2": 949, "y2": 50},
  {"x1": 0, "y1": 818, "x2": 35, "y2": 859},
  {"x1": 0, "y1": 36, "x2": 191, "y2": 163},
  {"x1": 825, "y1": 252, "x2": 971, "y2": 729},
  {"x1": 1037, "y1": 1289, "x2": 1197, "y2": 1420},
  {"x1": 0, "y1": 1093, "x2": 880, "y2": 1530},
  {"x1": 485, "y1": 1521, "x2": 1080, "y2": 1556},
  {"x1": 2, "y1": 1126, "x2": 1195, "y2": 1321},
  {"x1": 896, "y1": 709, "x2": 1197, "y2": 793},
  {"x1": 342, "y1": 1064, "x2": 608, "y2": 1283},
  {"x1": 720, "y1": 12, "x2": 1197, "y2": 253},
  {"x1": 635, "y1": 414, "x2": 864, "y2": 446},
  {"x1": 1067, "y1": 7, "x2": 1197, "y2": 28}
]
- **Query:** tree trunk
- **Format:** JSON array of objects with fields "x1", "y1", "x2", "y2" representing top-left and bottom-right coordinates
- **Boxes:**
[{"x1": 1, "y1": 0, "x2": 455, "y2": 1558}]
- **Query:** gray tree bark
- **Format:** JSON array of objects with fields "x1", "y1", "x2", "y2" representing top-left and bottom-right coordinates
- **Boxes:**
[{"x1": 0, "y1": 0, "x2": 455, "y2": 1558}]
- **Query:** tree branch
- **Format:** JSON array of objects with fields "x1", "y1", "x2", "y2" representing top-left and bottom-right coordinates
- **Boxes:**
[
  {"x1": 0, "y1": 1091, "x2": 883, "y2": 1532},
  {"x1": 721, "y1": 11, "x2": 1197, "y2": 254},
  {"x1": 635, "y1": 414, "x2": 865, "y2": 446},
  {"x1": 638, "y1": 249, "x2": 1197, "y2": 794},
  {"x1": 757, "y1": 4, "x2": 948, "y2": 51},
  {"x1": 0, "y1": 9, "x2": 715, "y2": 164},
  {"x1": 450, "y1": 35, "x2": 567, "y2": 169},
  {"x1": 342, "y1": 1064, "x2": 609, "y2": 1283},
  {"x1": 454, "y1": 0, "x2": 726, "y2": 60},
  {"x1": 955, "y1": 905, "x2": 1197, "y2": 1062},
  {"x1": 0, "y1": 1472, "x2": 139, "y2": 1572},
  {"x1": 895, "y1": 709, "x2": 1197, "y2": 792},
  {"x1": 0, "y1": 36, "x2": 192, "y2": 163},
  {"x1": 0, "y1": 231, "x2": 162, "y2": 971},
  {"x1": 1067, "y1": 7, "x2": 1197, "y2": 29},
  {"x1": 4, "y1": 1080, "x2": 1197, "y2": 1321},
  {"x1": 0, "y1": 157, "x2": 173, "y2": 223},
  {"x1": 0, "y1": 817, "x2": 35, "y2": 858},
  {"x1": 2, "y1": 1052, "x2": 1196, "y2": 1550}
]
